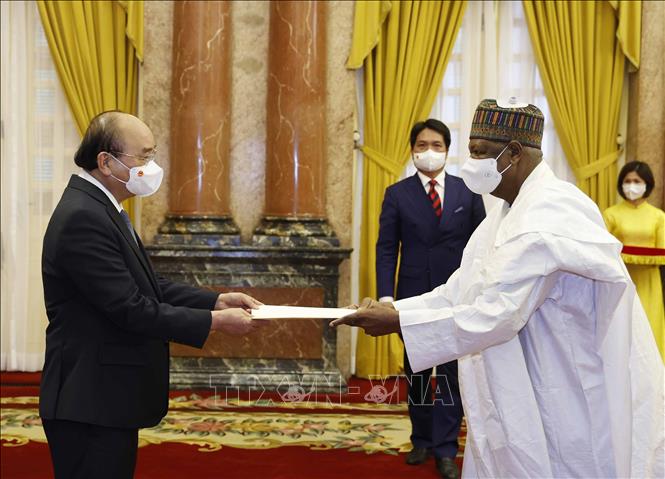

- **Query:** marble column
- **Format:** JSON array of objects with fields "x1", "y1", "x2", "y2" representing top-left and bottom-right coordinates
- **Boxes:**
[
  {"x1": 145, "y1": 0, "x2": 353, "y2": 392},
  {"x1": 154, "y1": 0, "x2": 240, "y2": 245},
  {"x1": 253, "y1": 1, "x2": 338, "y2": 247}
]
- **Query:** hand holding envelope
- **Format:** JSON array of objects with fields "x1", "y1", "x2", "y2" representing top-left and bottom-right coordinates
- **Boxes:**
[
  {"x1": 329, "y1": 297, "x2": 401, "y2": 336},
  {"x1": 250, "y1": 299, "x2": 401, "y2": 337},
  {"x1": 211, "y1": 292, "x2": 265, "y2": 335},
  {"x1": 215, "y1": 292, "x2": 263, "y2": 311}
]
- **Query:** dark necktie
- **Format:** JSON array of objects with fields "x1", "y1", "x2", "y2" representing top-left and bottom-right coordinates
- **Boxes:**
[
  {"x1": 428, "y1": 179, "x2": 442, "y2": 218},
  {"x1": 120, "y1": 210, "x2": 138, "y2": 245}
]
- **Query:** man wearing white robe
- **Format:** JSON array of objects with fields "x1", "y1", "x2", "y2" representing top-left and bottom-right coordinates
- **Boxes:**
[{"x1": 333, "y1": 99, "x2": 664, "y2": 478}]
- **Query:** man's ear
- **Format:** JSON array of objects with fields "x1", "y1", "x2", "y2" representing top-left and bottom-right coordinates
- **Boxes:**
[
  {"x1": 97, "y1": 152, "x2": 112, "y2": 176},
  {"x1": 508, "y1": 141, "x2": 523, "y2": 164}
]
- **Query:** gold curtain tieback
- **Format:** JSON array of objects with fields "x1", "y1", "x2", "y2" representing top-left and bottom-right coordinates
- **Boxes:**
[
  {"x1": 361, "y1": 145, "x2": 404, "y2": 177},
  {"x1": 574, "y1": 149, "x2": 622, "y2": 181}
]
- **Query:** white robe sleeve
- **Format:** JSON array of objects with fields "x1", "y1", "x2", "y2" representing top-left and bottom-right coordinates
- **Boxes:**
[
  {"x1": 393, "y1": 267, "x2": 461, "y2": 311},
  {"x1": 398, "y1": 233, "x2": 559, "y2": 372}
]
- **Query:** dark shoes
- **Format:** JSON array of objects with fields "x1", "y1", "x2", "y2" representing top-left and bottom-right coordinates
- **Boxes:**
[
  {"x1": 405, "y1": 447, "x2": 431, "y2": 465},
  {"x1": 406, "y1": 449, "x2": 459, "y2": 479},
  {"x1": 436, "y1": 457, "x2": 460, "y2": 479}
]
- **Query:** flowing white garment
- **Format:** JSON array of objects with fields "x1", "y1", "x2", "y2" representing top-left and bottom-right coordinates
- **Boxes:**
[{"x1": 396, "y1": 162, "x2": 664, "y2": 478}]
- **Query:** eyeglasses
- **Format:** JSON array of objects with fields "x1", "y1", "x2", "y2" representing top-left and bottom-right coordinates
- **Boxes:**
[{"x1": 111, "y1": 149, "x2": 157, "y2": 166}]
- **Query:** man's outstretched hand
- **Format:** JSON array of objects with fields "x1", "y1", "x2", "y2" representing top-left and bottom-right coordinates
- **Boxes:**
[
  {"x1": 330, "y1": 297, "x2": 400, "y2": 336},
  {"x1": 215, "y1": 292, "x2": 263, "y2": 311}
]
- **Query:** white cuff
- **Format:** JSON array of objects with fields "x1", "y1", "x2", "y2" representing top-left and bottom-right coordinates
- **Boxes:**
[
  {"x1": 394, "y1": 295, "x2": 428, "y2": 311},
  {"x1": 378, "y1": 296, "x2": 394, "y2": 303},
  {"x1": 399, "y1": 308, "x2": 455, "y2": 372}
]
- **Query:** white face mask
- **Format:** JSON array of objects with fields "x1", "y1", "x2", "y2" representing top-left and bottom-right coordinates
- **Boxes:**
[
  {"x1": 622, "y1": 182, "x2": 646, "y2": 201},
  {"x1": 109, "y1": 154, "x2": 164, "y2": 197},
  {"x1": 460, "y1": 144, "x2": 512, "y2": 194},
  {"x1": 412, "y1": 149, "x2": 447, "y2": 172}
]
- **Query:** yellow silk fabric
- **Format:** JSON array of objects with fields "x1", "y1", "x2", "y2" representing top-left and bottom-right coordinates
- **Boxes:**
[
  {"x1": 348, "y1": 1, "x2": 466, "y2": 378},
  {"x1": 523, "y1": 0, "x2": 641, "y2": 212},
  {"x1": 36, "y1": 0, "x2": 143, "y2": 219}
]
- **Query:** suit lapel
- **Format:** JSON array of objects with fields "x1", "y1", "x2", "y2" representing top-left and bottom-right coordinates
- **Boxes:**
[
  {"x1": 68, "y1": 176, "x2": 161, "y2": 295},
  {"x1": 404, "y1": 174, "x2": 439, "y2": 243},
  {"x1": 439, "y1": 174, "x2": 461, "y2": 230},
  {"x1": 106, "y1": 205, "x2": 161, "y2": 296},
  {"x1": 136, "y1": 234, "x2": 163, "y2": 301}
]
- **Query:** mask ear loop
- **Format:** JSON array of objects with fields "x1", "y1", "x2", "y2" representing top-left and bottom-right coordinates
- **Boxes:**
[
  {"x1": 106, "y1": 153, "x2": 131, "y2": 185},
  {"x1": 496, "y1": 143, "x2": 513, "y2": 175},
  {"x1": 498, "y1": 163, "x2": 512, "y2": 175},
  {"x1": 107, "y1": 153, "x2": 131, "y2": 171}
]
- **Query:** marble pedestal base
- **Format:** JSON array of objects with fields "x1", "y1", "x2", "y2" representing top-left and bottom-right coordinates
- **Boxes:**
[
  {"x1": 252, "y1": 216, "x2": 340, "y2": 247},
  {"x1": 154, "y1": 214, "x2": 241, "y2": 246},
  {"x1": 146, "y1": 242, "x2": 351, "y2": 393},
  {"x1": 169, "y1": 357, "x2": 347, "y2": 396}
]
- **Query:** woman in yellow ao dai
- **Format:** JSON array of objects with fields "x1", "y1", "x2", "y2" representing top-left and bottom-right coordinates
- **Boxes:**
[{"x1": 604, "y1": 161, "x2": 665, "y2": 362}]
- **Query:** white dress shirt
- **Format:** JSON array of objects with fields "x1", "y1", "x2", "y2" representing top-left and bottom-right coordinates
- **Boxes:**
[
  {"x1": 416, "y1": 169, "x2": 445, "y2": 205},
  {"x1": 78, "y1": 169, "x2": 123, "y2": 213}
]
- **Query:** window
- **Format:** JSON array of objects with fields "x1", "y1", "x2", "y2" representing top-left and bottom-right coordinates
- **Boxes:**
[
  {"x1": 1, "y1": 1, "x2": 79, "y2": 371},
  {"x1": 405, "y1": 1, "x2": 574, "y2": 186}
]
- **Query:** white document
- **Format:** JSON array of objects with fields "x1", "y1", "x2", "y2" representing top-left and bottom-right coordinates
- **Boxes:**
[{"x1": 251, "y1": 305, "x2": 356, "y2": 320}]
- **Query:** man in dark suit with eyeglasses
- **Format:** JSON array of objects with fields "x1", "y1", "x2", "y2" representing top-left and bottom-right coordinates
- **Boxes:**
[{"x1": 40, "y1": 111, "x2": 264, "y2": 479}]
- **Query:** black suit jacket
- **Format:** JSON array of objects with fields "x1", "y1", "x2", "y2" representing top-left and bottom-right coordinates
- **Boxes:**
[
  {"x1": 376, "y1": 173, "x2": 485, "y2": 300},
  {"x1": 40, "y1": 175, "x2": 216, "y2": 429}
]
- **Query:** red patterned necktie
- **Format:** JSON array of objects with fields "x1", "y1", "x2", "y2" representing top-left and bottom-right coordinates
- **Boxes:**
[{"x1": 428, "y1": 179, "x2": 442, "y2": 217}]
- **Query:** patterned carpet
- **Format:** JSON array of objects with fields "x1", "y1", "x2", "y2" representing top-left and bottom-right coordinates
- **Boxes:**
[
  {"x1": 1, "y1": 384, "x2": 465, "y2": 478},
  {"x1": 2, "y1": 396, "x2": 419, "y2": 455}
]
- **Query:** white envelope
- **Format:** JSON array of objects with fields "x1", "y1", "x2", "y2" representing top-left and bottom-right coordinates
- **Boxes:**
[{"x1": 251, "y1": 305, "x2": 356, "y2": 320}]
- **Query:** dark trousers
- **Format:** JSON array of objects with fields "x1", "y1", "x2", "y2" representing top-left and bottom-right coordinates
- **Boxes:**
[
  {"x1": 404, "y1": 350, "x2": 464, "y2": 459},
  {"x1": 42, "y1": 418, "x2": 138, "y2": 479}
]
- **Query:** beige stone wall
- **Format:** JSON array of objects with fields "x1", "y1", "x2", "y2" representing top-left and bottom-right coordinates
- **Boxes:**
[
  {"x1": 140, "y1": 1, "x2": 356, "y2": 377},
  {"x1": 229, "y1": 1, "x2": 269, "y2": 241},
  {"x1": 326, "y1": 1, "x2": 356, "y2": 378},
  {"x1": 141, "y1": 0, "x2": 174, "y2": 240},
  {"x1": 627, "y1": 1, "x2": 665, "y2": 208}
]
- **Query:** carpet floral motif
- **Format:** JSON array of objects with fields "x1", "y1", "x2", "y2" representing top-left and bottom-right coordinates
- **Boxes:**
[{"x1": 1, "y1": 399, "x2": 414, "y2": 455}]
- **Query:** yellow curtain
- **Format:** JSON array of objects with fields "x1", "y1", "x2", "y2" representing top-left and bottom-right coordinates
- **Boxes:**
[
  {"x1": 523, "y1": 0, "x2": 641, "y2": 212},
  {"x1": 348, "y1": 0, "x2": 466, "y2": 378},
  {"x1": 37, "y1": 0, "x2": 144, "y2": 219}
]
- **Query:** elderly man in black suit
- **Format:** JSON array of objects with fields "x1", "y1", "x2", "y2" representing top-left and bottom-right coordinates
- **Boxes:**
[{"x1": 40, "y1": 111, "x2": 263, "y2": 479}]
